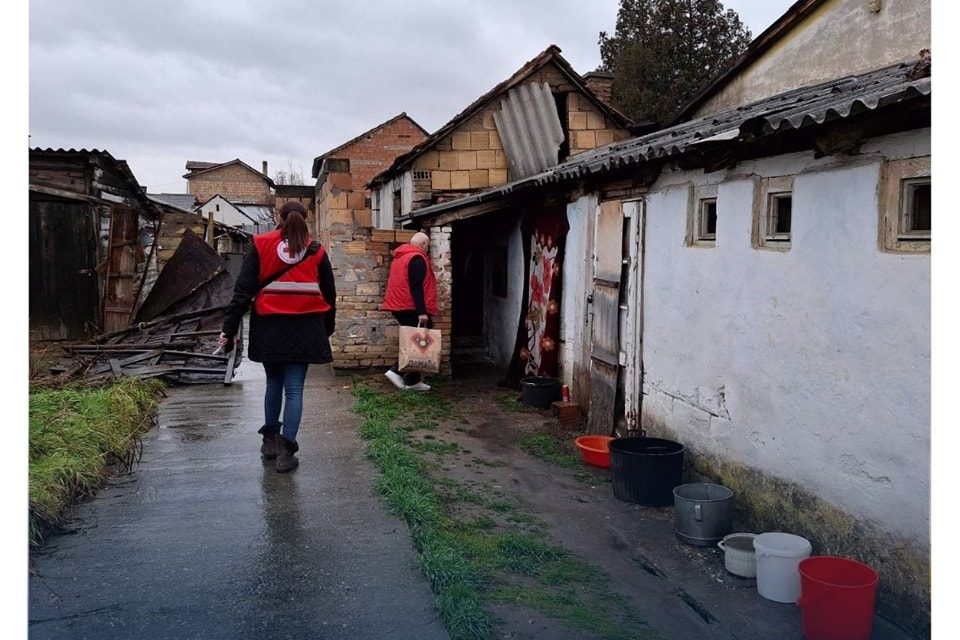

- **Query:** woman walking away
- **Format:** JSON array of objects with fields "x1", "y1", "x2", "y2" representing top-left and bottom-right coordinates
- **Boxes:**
[{"x1": 218, "y1": 201, "x2": 336, "y2": 473}]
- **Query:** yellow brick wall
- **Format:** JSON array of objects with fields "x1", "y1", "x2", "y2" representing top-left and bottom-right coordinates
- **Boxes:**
[
  {"x1": 411, "y1": 61, "x2": 629, "y2": 196},
  {"x1": 566, "y1": 92, "x2": 632, "y2": 156}
]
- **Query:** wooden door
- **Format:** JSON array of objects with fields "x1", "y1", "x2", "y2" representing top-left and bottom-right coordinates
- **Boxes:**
[
  {"x1": 102, "y1": 205, "x2": 139, "y2": 333},
  {"x1": 587, "y1": 200, "x2": 624, "y2": 434},
  {"x1": 620, "y1": 200, "x2": 644, "y2": 435},
  {"x1": 29, "y1": 199, "x2": 100, "y2": 339}
]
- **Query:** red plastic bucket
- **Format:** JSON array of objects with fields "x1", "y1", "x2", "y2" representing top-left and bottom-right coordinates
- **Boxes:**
[{"x1": 797, "y1": 556, "x2": 879, "y2": 640}]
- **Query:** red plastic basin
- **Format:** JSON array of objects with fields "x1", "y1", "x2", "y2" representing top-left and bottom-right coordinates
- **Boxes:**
[{"x1": 575, "y1": 436, "x2": 614, "y2": 469}]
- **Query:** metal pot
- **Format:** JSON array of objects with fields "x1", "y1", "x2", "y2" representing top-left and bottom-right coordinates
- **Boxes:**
[{"x1": 673, "y1": 483, "x2": 733, "y2": 546}]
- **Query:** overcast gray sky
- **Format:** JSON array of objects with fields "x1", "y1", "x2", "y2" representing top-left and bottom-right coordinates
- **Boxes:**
[{"x1": 29, "y1": 0, "x2": 792, "y2": 193}]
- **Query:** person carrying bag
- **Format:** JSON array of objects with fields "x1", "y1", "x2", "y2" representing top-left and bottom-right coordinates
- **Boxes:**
[{"x1": 218, "y1": 201, "x2": 336, "y2": 473}]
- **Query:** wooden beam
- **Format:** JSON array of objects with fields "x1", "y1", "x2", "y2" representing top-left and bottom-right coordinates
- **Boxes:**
[{"x1": 29, "y1": 183, "x2": 106, "y2": 205}]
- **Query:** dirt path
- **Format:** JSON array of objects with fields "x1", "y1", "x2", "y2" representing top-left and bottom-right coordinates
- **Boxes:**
[{"x1": 402, "y1": 369, "x2": 916, "y2": 640}]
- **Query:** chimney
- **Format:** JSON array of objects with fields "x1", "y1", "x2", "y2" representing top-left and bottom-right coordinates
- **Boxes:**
[
  {"x1": 583, "y1": 71, "x2": 615, "y2": 106},
  {"x1": 262, "y1": 160, "x2": 269, "y2": 177}
]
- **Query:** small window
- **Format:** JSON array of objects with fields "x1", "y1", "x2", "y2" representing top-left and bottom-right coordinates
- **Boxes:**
[
  {"x1": 215, "y1": 203, "x2": 220, "y2": 212},
  {"x1": 765, "y1": 193, "x2": 792, "y2": 243},
  {"x1": 686, "y1": 184, "x2": 718, "y2": 247},
  {"x1": 898, "y1": 178, "x2": 931, "y2": 239},
  {"x1": 752, "y1": 176, "x2": 794, "y2": 251},
  {"x1": 879, "y1": 157, "x2": 930, "y2": 253},
  {"x1": 364, "y1": 196, "x2": 372, "y2": 209},
  {"x1": 697, "y1": 198, "x2": 717, "y2": 242},
  {"x1": 412, "y1": 170, "x2": 431, "y2": 181}
]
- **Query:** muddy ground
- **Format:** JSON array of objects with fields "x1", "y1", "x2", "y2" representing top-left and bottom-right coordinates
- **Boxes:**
[{"x1": 391, "y1": 365, "x2": 914, "y2": 640}]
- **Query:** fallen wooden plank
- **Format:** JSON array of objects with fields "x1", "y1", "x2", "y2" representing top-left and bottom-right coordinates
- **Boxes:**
[{"x1": 109, "y1": 359, "x2": 123, "y2": 377}]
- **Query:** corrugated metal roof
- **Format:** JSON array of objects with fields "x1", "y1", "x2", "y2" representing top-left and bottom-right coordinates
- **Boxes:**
[
  {"x1": 237, "y1": 205, "x2": 275, "y2": 224},
  {"x1": 148, "y1": 193, "x2": 198, "y2": 211},
  {"x1": 494, "y1": 82, "x2": 565, "y2": 179},
  {"x1": 401, "y1": 61, "x2": 930, "y2": 224}
]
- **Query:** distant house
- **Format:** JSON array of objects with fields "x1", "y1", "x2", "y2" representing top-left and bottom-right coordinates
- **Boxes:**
[
  {"x1": 196, "y1": 194, "x2": 260, "y2": 227},
  {"x1": 183, "y1": 159, "x2": 275, "y2": 206},
  {"x1": 398, "y1": 1, "x2": 931, "y2": 633},
  {"x1": 30, "y1": 148, "x2": 163, "y2": 338},
  {"x1": 146, "y1": 196, "x2": 251, "y2": 272}
]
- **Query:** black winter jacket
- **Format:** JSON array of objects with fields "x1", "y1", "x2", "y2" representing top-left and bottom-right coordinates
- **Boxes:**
[{"x1": 221, "y1": 244, "x2": 337, "y2": 364}]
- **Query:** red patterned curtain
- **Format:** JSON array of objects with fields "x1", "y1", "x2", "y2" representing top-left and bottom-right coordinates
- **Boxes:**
[{"x1": 503, "y1": 206, "x2": 569, "y2": 386}]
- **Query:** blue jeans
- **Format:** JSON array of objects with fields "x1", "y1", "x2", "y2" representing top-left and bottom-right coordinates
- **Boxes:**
[{"x1": 263, "y1": 363, "x2": 309, "y2": 443}]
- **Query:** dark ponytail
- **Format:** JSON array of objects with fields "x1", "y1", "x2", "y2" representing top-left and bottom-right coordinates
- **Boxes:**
[{"x1": 278, "y1": 200, "x2": 309, "y2": 257}]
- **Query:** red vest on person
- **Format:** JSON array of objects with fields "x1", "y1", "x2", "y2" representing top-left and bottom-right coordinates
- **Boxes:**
[
  {"x1": 253, "y1": 230, "x2": 331, "y2": 316},
  {"x1": 382, "y1": 244, "x2": 438, "y2": 315}
]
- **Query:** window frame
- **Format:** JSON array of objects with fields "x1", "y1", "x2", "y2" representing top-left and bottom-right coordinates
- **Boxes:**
[
  {"x1": 764, "y1": 192, "x2": 793, "y2": 244},
  {"x1": 752, "y1": 175, "x2": 794, "y2": 251},
  {"x1": 879, "y1": 156, "x2": 931, "y2": 253},
  {"x1": 685, "y1": 183, "x2": 719, "y2": 248}
]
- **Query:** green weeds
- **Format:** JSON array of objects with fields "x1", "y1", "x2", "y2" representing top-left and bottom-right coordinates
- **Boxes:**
[
  {"x1": 28, "y1": 378, "x2": 165, "y2": 545},
  {"x1": 352, "y1": 384, "x2": 658, "y2": 640}
]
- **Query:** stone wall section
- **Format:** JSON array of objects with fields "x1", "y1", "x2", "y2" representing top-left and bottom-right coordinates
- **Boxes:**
[{"x1": 187, "y1": 163, "x2": 272, "y2": 205}]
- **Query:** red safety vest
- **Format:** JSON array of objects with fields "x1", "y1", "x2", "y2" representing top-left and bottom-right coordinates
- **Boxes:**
[
  {"x1": 382, "y1": 244, "x2": 438, "y2": 315},
  {"x1": 253, "y1": 230, "x2": 331, "y2": 316}
]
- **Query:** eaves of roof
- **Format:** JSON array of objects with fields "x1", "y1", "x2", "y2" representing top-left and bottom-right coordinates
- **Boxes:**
[{"x1": 399, "y1": 61, "x2": 930, "y2": 225}]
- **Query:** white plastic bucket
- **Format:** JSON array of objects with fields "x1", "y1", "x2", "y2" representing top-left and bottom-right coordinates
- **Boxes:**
[
  {"x1": 754, "y1": 532, "x2": 812, "y2": 603},
  {"x1": 717, "y1": 533, "x2": 757, "y2": 577}
]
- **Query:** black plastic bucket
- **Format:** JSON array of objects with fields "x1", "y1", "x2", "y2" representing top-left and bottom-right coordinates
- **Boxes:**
[
  {"x1": 519, "y1": 376, "x2": 561, "y2": 408},
  {"x1": 609, "y1": 437, "x2": 685, "y2": 506}
]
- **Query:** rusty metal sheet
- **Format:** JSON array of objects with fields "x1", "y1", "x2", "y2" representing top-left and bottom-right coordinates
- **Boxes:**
[{"x1": 134, "y1": 228, "x2": 223, "y2": 323}]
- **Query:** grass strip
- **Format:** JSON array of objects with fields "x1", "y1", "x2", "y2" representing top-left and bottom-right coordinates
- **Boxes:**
[
  {"x1": 353, "y1": 386, "x2": 494, "y2": 639},
  {"x1": 29, "y1": 378, "x2": 165, "y2": 545},
  {"x1": 353, "y1": 385, "x2": 660, "y2": 640}
]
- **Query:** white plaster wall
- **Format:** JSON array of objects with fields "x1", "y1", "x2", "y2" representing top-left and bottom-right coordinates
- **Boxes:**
[
  {"x1": 696, "y1": 0, "x2": 930, "y2": 116},
  {"x1": 485, "y1": 219, "x2": 524, "y2": 367},
  {"x1": 639, "y1": 130, "x2": 930, "y2": 544},
  {"x1": 198, "y1": 196, "x2": 250, "y2": 227},
  {"x1": 561, "y1": 194, "x2": 595, "y2": 397}
]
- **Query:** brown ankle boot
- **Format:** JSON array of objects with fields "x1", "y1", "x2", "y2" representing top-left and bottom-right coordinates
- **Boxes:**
[
  {"x1": 275, "y1": 434, "x2": 299, "y2": 473},
  {"x1": 258, "y1": 424, "x2": 281, "y2": 459}
]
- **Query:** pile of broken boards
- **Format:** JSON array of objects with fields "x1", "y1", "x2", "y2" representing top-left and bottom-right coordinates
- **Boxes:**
[{"x1": 52, "y1": 229, "x2": 246, "y2": 386}]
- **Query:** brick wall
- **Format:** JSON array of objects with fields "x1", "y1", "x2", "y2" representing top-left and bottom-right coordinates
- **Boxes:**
[
  {"x1": 567, "y1": 92, "x2": 632, "y2": 156},
  {"x1": 188, "y1": 164, "x2": 272, "y2": 205},
  {"x1": 411, "y1": 61, "x2": 630, "y2": 202}
]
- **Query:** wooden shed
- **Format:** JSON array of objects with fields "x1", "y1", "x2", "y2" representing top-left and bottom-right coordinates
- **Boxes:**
[{"x1": 29, "y1": 148, "x2": 163, "y2": 339}]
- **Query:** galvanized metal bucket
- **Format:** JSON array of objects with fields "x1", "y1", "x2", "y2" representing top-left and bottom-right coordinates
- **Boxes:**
[{"x1": 673, "y1": 482, "x2": 733, "y2": 546}]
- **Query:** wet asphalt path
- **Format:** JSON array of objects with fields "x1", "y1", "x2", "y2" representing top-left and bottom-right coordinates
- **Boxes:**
[{"x1": 29, "y1": 359, "x2": 448, "y2": 640}]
